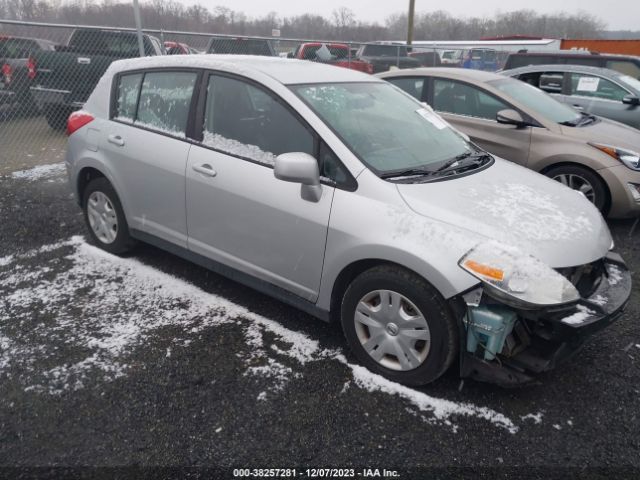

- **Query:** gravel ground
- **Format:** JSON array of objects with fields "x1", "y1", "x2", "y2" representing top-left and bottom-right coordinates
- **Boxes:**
[{"x1": 0, "y1": 162, "x2": 639, "y2": 478}]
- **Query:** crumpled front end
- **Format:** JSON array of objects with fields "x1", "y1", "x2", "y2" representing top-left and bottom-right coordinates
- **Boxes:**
[{"x1": 454, "y1": 252, "x2": 632, "y2": 386}]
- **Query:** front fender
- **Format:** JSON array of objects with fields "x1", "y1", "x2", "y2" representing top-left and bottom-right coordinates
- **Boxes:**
[{"x1": 317, "y1": 186, "x2": 481, "y2": 312}]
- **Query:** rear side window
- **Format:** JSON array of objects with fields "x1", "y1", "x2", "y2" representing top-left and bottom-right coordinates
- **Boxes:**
[
  {"x1": 202, "y1": 75, "x2": 314, "y2": 165},
  {"x1": 136, "y1": 72, "x2": 197, "y2": 137},
  {"x1": 113, "y1": 71, "x2": 197, "y2": 138},
  {"x1": 114, "y1": 73, "x2": 142, "y2": 122},
  {"x1": 569, "y1": 73, "x2": 629, "y2": 101},
  {"x1": 506, "y1": 55, "x2": 556, "y2": 68},
  {"x1": 387, "y1": 77, "x2": 425, "y2": 101}
]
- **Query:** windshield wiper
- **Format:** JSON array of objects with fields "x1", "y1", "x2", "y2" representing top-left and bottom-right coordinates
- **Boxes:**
[
  {"x1": 380, "y1": 167, "x2": 434, "y2": 179},
  {"x1": 577, "y1": 112, "x2": 597, "y2": 126},
  {"x1": 434, "y1": 151, "x2": 491, "y2": 174},
  {"x1": 380, "y1": 152, "x2": 491, "y2": 181}
]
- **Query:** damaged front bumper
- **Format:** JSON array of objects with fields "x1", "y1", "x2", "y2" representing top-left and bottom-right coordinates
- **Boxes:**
[{"x1": 456, "y1": 252, "x2": 632, "y2": 386}]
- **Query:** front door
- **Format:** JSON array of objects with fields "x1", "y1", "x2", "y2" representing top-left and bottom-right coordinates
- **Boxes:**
[{"x1": 185, "y1": 73, "x2": 334, "y2": 301}]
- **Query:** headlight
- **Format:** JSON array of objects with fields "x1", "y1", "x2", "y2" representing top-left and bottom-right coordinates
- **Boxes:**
[
  {"x1": 458, "y1": 242, "x2": 580, "y2": 309},
  {"x1": 589, "y1": 143, "x2": 640, "y2": 171}
]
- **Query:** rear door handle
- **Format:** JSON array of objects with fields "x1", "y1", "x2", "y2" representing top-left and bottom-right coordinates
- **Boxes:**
[
  {"x1": 192, "y1": 163, "x2": 217, "y2": 177},
  {"x1": 572, "y1": 104, "x2": 584, "y2": 111},
  {"x1": 107, "y1": 134, "x2": 125, "y2": 147}
]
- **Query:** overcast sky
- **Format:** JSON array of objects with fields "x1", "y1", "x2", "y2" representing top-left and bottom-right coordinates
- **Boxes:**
[{"x1": 186, "y1": 0, "x2": 640, "y2": 31}]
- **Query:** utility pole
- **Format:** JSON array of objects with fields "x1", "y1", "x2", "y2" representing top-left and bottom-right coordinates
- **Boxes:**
[
  {"x1": 132, "y1": 0, "x2": 145, "y2": 57},
  {"x1": 407, "y1": 0, "x2": 416, "y2": 45}
]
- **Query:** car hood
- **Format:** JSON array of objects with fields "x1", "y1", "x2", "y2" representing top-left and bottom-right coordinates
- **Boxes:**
[
  {"x1": 396, "y1": 158, "x2": 612, "y2": 268},
  {"x1": 560, "y1": 116, "x2": 640, "y2": 152}
]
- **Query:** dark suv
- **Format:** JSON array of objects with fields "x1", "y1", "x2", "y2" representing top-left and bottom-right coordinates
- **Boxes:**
[{"x1": 503, "y1": 51, "x2": 640, "y2": 79}]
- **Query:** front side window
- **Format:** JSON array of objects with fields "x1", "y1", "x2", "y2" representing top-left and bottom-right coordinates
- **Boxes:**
[
  {"x1": 203, "y1": 75, "x2": 314, "y2": 165},
  {"x1": 606, "y1": 61, "x2": 640, "y2": 79},
  {"x1": 114, "y1": 73, "x2": 142, "y2": 122},
  {"x1": 433, "y1": 79, "x2": 508, "y2": 120},
  {"x1": 569, "y1": 73, "x2": 629, "y2": 101},
  {"x1": 487, "y1": 77, "x2": 581, "y2": 125},
  {"x1": 387, "y1": 77, "x2": 425, "y2": 101},
  {"x1": 293, "y1": 82, "x2": 471, "y2": 174}
]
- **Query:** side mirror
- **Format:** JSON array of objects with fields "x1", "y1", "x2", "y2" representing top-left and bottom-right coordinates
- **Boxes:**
[
  {"x1": 622, "y1": 95, "x2": 640, "y2": 106},
  {"x1": 274, "y1": 152, "x2": 322, "y2": 202},
  {"x1": 496, "y1": 109, "x2": 527, "y2": 128}
]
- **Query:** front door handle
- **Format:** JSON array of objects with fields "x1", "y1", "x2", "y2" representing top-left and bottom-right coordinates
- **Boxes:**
[
  {"x1": 192, "y1": 163, "x2": 217, "y2": 177},
  {"x1": 572, "y1": 104, "x2": 584, "y2": 111},
  {"x1": 107, "y1": 134, "x2": 125, "y2": 147}
]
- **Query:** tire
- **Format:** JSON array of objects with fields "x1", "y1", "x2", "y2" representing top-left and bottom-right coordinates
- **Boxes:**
[
  {"x1": 545, "y1": 165, "x2": 608, "y2": 213},
  {"x1": 44, "y1": 105, "x2": 71, "y2": 131},
  {"x1": 82, "y1": 177, "x2": 136, "y2": 255},
  {"x1": 340, "y1": 265, "x2": 458, "y2": 386}
]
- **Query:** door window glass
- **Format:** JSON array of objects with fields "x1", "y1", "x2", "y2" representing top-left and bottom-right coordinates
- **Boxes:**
[
  {"x1": 387, "y1": 77, "x2": 425, "y2": 101},
  {"x1": 605, "y1": 61, "x2": 640, "y2": 79},
  {"x1": 433, "y1": 79, "x2": 508, "y2": 120},
  {"x1": 113, "y1": 73, "x2": 142, "y2": 122},
  {"x1": 135, "y1": 71, "x2": 197, "y2": 137},
  {"x1": 202, "y1": 75, "x2": 314, "y2": 165},
  {"x1": 569, "y1": 73, "x2": 629, "y2": 101}
]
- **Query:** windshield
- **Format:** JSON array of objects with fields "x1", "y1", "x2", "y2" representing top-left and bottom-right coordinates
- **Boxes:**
[
  {"x1": 292, "y1": 82, "x2": 472, "y2": 174},
  {"x1": 488, "y1": 78, "x2": 581, "y2": 125},
  {"x1": 619, "y1": 75, "x2": 640, "y2": 92}
]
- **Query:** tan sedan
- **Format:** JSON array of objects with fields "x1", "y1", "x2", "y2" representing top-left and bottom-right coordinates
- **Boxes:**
[{"x1": 378, "y1": 68, "x2": 640, "y2": 218}]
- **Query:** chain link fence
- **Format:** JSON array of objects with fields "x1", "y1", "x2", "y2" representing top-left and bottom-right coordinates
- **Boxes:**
[{"x1": 0, "y1": 18, "x2": 471, "y2": 173}]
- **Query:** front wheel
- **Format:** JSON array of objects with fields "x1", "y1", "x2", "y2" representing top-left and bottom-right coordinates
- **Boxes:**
[
  {"x1": 340, "y1": 265, "x2": 458, "y2": 386},
  {"x1": 545, "y1": 165, "x2": 608, "y2": 213}
]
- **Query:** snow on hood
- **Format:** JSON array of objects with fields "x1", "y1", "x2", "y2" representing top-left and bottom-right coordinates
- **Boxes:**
[{"x1": 396, "y1": 158, "x2": 612, "y2": 268}]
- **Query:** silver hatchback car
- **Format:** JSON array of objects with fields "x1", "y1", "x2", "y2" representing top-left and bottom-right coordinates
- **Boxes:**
[{"x1": 66, "y1": 55, "x2": 631, "y2": 386}]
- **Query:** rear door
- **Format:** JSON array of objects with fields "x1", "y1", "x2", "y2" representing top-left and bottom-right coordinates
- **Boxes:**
[
  {"x1": 429, "y1": 77, "x2": 532, "y2": 165},
  {"x1": 185, "y1": 73, "x2": 335, "y2": 301},
  {"x1": 103, "y1": 68, "x2": 200, "y2": 248}
]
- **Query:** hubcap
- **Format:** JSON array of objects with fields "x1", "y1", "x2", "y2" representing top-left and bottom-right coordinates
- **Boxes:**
[
  {"x1": 354, "y1": 290, "x2": 431, "y2": 372},
  {"x1": 552, "y1": 173, "x2": 596, "y2": 204},
  {"x1": 87, "y1": 191, "x2": 118, "y2": 244}
]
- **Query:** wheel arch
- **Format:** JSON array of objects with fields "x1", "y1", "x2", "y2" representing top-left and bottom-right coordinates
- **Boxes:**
[
  {"x1": 326, "y1": 255, "x2": 473, "y2": 323},
  {"x1": 539, "y1": 160, "x2": 611, "y2": 213}
]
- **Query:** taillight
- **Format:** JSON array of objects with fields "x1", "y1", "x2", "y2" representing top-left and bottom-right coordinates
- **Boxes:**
[
  {"x1": 1, "y1": 63, "x2": 12, "y2": 85},
  {"x1": 26, "y1": 57, "x2": 36, "y2": 79},
  {"x1": 66, "y1": 110, "x2": 94, "y2": 136}
]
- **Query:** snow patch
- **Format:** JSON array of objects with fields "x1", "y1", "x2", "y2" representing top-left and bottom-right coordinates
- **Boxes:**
[
  {"x1": 607, "y1": 264, "x2": 623, "y2": 286},
  {"x1": 0, "y1": 237, "x2": 519, "y2": 433},
  {"x1": 10, "y1": 163, "x2": 66, "y2": 182},
  {"x1": 561, "y1": 305, "x2": 596, "y2": 325},
  {"x1": 202, "y1": 131, "x2": 275, "y2": 165},
  {"x1": 520, "y1": 412, "x2": 543, "y2": 424},
  {"x1": 341, "y1": 358, "x2": 518, "y2": 434}
]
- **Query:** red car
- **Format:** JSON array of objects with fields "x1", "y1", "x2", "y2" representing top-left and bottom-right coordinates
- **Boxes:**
[
  {"x1": 164, "y1": 41, "x2": 199, "y2": 55},
  {"x1": 292, "y1": 42, "x2": 373, "y2": 74}
]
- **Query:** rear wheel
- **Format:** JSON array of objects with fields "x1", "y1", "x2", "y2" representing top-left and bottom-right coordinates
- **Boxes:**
[
  {"x1": 545, "y1": 165, "x2": 608, "y2": 213},
  {"x1": 340, "y1": 265, "x2": 458, "y2": 386},
  {"x1": 82, "y1": 177, "x2": 135, "y2": 254}
]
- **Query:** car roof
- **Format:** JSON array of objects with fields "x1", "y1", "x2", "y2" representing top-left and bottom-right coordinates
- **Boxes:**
[
  {"x1": 109, "y1": 54, "x2": 377, "y2": 85},
  {"x1": 509, "y1": 50, "x2": 637, "y2": 60},
  {"x1": 377, "y1": 67, "x2": 503, "y2": 82},
  {"x1": 502, "y1": 64, "x2": 624, "y2": 78}
]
